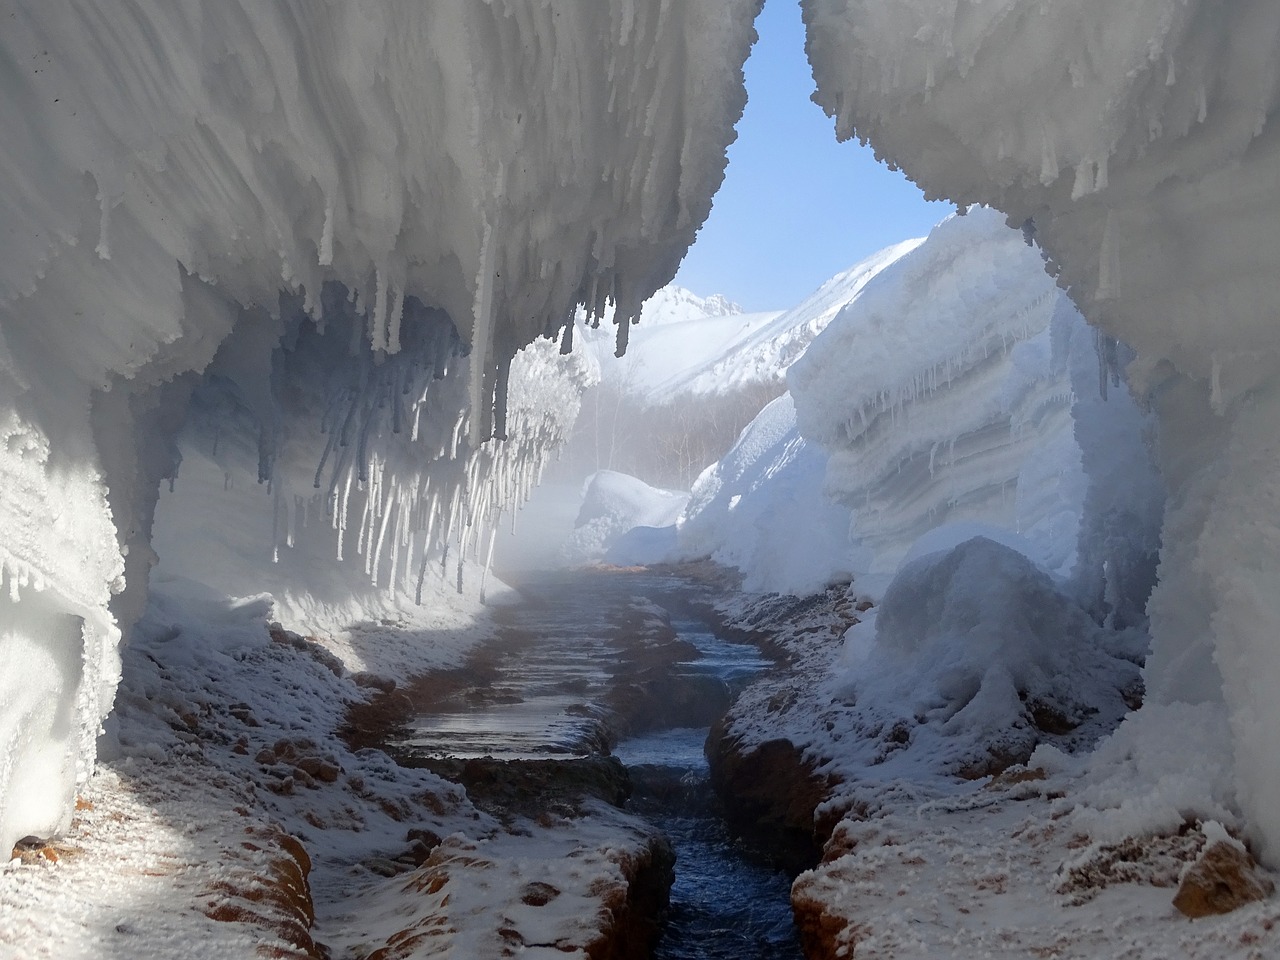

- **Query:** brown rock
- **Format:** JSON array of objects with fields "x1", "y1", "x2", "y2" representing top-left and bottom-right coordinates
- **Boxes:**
[
  {"x1": 1173, "y1": 839, "x2": 1275, "y2": 918},
  {"x1": 705, "y1": 721, "x2": 833, "y2": 872},
  {"x1": 207, "y1": 830, "x2": 322, "y2": 957},
  {"x1": 792, "y1": 874, "x2": 862, "y2": 960},
  {"x1": 295, "y1": 756, "x2": 341, "y2": 783}
]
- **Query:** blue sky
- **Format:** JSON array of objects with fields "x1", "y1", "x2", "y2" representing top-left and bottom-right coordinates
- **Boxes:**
[{"x1": 673, "y1": 0, "x2": 953, "y2": 312}]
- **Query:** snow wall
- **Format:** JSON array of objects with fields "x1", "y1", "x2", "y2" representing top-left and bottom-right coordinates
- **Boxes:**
[
  {"x1": 678, "y1": 210, "x2": 1162, "y2": 616},
  {"x1": 802, "y1": 0, "x2": 1280, "y2": 860},
  {"x1": 0, "y1": 0, "x2": 760, "y2": 855}
]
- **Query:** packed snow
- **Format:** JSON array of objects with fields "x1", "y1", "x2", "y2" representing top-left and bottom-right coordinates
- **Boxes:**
[{"x1": 561, "y1": 470, "x2": 689, "y2": 568}]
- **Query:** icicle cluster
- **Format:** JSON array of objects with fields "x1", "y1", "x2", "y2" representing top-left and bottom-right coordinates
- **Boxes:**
[{"x1": 179, "y1": 285, "x2": 591, "y2": 607}]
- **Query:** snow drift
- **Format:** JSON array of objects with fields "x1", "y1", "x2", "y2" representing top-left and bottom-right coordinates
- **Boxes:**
[
  {"x1": 802, "y1": 0, "x2": 1280, "y2": 860},
  {"x1": 835, "y1": 536, "x2": 1143, "y2": 780},
  {"x1": 563, "y1": 470, "x2": 689, "y2": 567},
  {"x1": 0, "y1": 0, "x2": 760, "y2": 855},
  {"x1": 675, "y1": 394, "x2": 857, "y2": 595}
]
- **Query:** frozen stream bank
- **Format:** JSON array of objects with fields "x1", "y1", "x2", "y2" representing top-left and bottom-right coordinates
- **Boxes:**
[{"x1": 384, "y1": 569, "x2": 803, "y2": 959}]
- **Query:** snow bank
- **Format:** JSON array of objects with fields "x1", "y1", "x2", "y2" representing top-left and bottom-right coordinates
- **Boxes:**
[
  {"x1": 789, "y1": 209, "x2": 1087, "y2": 578},
  {"x1": 562, "y1": 470, "x2": 689, "y2": 567},
  {"x1": 675, "y1": 395, "x2": 857, "y2": 595},
  {"x1": 804, "y1": 0, "x2": 1280, "y2": 857},
  {"x1": 650, "y1": 239, "x2": 922, "y2": 401},
  {"x1": 678, "y1": 212, "x2": 1159, "y2": 610},
  {"x1": 0, "y1": 0, "x2": 761, "y2": 855}
]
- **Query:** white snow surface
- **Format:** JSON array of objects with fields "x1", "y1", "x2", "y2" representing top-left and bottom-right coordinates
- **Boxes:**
[
  {"x1": 575, "y1": 239, "x2": 920, "y2": 404},
  {"x1": 675, "y1": 211, "x2": 1160, "y2": 606},
  {"x1": 561, "y1": 470, "x2": 689, "y2": 568},
  {"x1": 1, "y1": 574, "x2": 667, "y2": 960},
  {"x1": 674, "y1": 394, "x2": 858, "y2": 595}
]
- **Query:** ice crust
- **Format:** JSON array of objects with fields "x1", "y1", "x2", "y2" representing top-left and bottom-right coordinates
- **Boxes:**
[{"x1": 0, "y1": 0, "x2": 759, "y2": 855}]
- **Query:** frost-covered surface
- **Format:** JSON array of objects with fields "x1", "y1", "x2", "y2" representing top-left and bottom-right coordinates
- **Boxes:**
[
  {"x1": 792, "y1": 209, "x2": 1116, "y2": 583},
  {"x1": 0, "y1": 0, "x2": 760, "y2": 856},
  {"x1": 712, "y1": 578, "x2": 1277, "y2": 959},
  {"x1": 802, "y1": 0, "x2": 1280, "y2": 861},
  {"x1": 676, "y1": 211, "x2": 1160, "y2": 603}
]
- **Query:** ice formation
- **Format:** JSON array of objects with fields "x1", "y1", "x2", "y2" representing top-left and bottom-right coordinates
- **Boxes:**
[
  {"x1": 802, "y1": 0, "x2": 1280, "y2": 860},
  {"x1": 0, "y1": 1, "x2": 760, "y2": 854}
]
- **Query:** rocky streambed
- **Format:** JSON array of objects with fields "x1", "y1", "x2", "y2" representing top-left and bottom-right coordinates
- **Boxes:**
[{"x1": 344, "y1": 567, "x2": 808, "y2": 958}]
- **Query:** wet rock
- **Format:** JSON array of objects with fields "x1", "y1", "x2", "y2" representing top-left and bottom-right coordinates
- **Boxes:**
[
  {"x1": 580, "y1": 831, "x2": 674, "y2": 960},
  {"x1": 416, "y1": 755, "x2": 631, "y2": 818},
  {"x1": 1174, "y1": 838, "x2": 1275, "y2": 918},
  {"x1": 10, "y1": 836, "x2": 77, "y2": 865},
  {"x1": 352, "y1": 672, "x2": 397, "y2": 694},
  {"x1": 228, "y1": 703, "x2": 260, "y2": 727},
  {"x1": 266, "y1": 776, "x2": 295, "y2": 796},
  {"x1": 407, "y1": 827, "x2": 443, "y2": 849},
  {"x1": 365, "y1": 857, "x2": 402, "y2": 878},
  {"x1": 519, "y1": 880, "x2": 560, "y2": 906},
  {"x1": 402, "y1": 838, "x2": 436, "y2": 866},
  {"x1": 792, "y1": 874, "x2": 860, "y2": 960},
  {"x1": 608, "y1": 672, "x2": 732, "y2": 737},
  {"x1": 706, "y1": 720, "x2": 831, "y2": 873}
]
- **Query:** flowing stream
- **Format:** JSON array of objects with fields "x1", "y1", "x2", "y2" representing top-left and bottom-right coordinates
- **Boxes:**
[{"x1": 393, "y1": 569, "x2": 803, "y2": 958}]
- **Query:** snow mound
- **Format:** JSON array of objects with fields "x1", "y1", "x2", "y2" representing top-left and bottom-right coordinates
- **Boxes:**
[
  {"x1": 836, "y1": 537, "x2": 1142, "y2": 778},
  {"x1": 676, "y1": 395, "x2": 857, "y2": 595},
  {"x1": 562, "y1": 471, "x2": 689, "y2": 567}
]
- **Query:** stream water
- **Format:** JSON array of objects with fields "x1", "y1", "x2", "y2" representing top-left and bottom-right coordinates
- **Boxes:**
[{"x1": 393, "y1": 570, "x2": 803, "y2": 959}]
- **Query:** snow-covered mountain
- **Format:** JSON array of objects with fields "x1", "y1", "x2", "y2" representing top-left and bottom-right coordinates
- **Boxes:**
[
  {"x1": 577, "y1": 239, "x2": 921, "y2": 404},
  {"x1": 657, "y1": 237, "x2": 922, "y2": 400}
]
